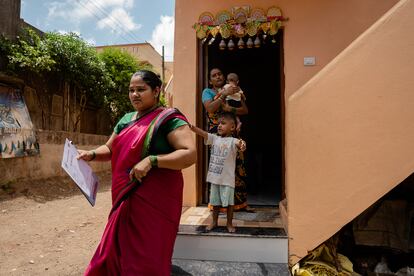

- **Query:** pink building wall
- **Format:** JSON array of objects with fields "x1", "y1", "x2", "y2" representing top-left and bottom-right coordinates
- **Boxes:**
[
  {"x1": 286, "y1": 0, "x2": 414, "y2": 263},
  {"x1": 174, "y1": 0, "x2": 398, "y2": 208},
  {"x1": 174, "y1": 0, "x2": 414, "y2": 266}
]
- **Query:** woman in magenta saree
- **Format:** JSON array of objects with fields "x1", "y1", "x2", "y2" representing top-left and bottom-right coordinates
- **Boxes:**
[{"x1": 78, "y1": 70, "x2": 196, "y2": 275}]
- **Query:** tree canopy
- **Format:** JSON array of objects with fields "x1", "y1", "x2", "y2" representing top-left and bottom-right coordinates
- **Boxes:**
[
  {"x1": 0, "y1": 28, "x2": 163, "y2": 129},
  {"x1": 98, "y1": 47, "x2": 151, "y2": 125}
]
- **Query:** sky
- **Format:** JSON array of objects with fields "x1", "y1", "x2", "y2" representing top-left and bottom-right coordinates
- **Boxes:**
[{"x1": 21, "y1": 0, "x2": 175, "y2": 61}]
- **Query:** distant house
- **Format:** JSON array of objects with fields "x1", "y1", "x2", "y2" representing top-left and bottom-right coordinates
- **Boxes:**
[{"x1": 95, "y1": 43, "x2": 173, "y2": 85}]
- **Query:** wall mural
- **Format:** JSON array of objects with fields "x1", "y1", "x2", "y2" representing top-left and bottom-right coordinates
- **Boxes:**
[
  {"x1": 0, "y1": 85, "x2": 39, "y2": 158},
  {"x1": 193, "y1": 6, "x2": 288, "y2": 50}
]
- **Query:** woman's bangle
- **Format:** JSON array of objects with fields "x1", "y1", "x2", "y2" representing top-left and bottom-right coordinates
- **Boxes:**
[
  {"x1": 149, "y1": 155, "x2": 158, "y2": 168},
  {"x1": 90, "y1": 150, "x2": 96, "y2": 161}
]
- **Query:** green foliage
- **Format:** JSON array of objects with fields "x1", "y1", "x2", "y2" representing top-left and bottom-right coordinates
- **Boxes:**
[
  {"x1": 159, "y1": 90, "x2": 167, "y2": 107},
  {"x1": 6, "y1": 29, "x2": 55, "y2": 74},
  {"x1": 0, "y1": 35, "x2": 12, "y2": 58},
  {"x1": 98, "y1": 47, "x2": 153, "y2": 125},
  {"x1": 45, "y1": 32, "x2": 114, "y2": 104},
  {"x1": 0, "y1": 28, "x2": 166, "y2": 130},
  {"x1": 0, "y1": 28, "x2": 114, "y2": 106}
]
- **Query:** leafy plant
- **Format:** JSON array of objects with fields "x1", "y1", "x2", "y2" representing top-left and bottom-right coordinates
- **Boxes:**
[
  {"x1": 0, "y1": 28, "x2": 165, "y2": 131},
  {"x1": 45, "y1": 32, "x2": 114, "y2": 105},
  {"x1": 98, "y1": 47, "x2": 152, "y2": 125},
  {"x1": 6, "y1": 28, "x2": 55, "y2": 75}
]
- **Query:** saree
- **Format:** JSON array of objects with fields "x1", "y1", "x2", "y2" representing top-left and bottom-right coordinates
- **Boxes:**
[{"x1": 85, "y1": 107, "x2": 187, "y2": 276}]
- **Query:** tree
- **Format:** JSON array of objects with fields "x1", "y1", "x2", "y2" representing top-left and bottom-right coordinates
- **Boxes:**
[
  {"x1": 1, "y1": 29, "x2": 115, "y2": 130},
  {"x1": 98, "y1": 47, "x2": 152, "y2": 126},
  {"x1": 1, "y1": 28, "x2": 166, "y2": 132},
  {"x1": 45, "y1": 32, "x2": 113, "y2": 105},
  {"x1": 2, "y1": 28, "x2": 55, "y2": 75}
]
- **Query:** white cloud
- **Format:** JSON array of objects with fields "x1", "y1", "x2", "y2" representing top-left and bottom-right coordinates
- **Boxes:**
[
  {"x1": 47, "y1": 2, "x2": 70, "y2": 19},
  {"x1": 98, "y1": 0, "x2": 134, "y2": 9},
  {"x1": 150, "y1": 16, "x2": 174, "y2": 62},
  {"x1": 46, "y1": 0, "x2": 139, "y2": 35},
  {"x1": 47, "y1": 1, "x2": 98, "y2": 23},
  {"x1": 97, "y1": 8, "x2": 141, "y2": 33}
]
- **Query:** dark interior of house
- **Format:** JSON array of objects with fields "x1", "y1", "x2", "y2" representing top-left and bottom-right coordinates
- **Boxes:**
[
  {"x1": 205, "y1": 31, "x2": 284, "y2": 205},
  {"x1": 334, "y1": 173, "x2": 414, "y2": 275}
]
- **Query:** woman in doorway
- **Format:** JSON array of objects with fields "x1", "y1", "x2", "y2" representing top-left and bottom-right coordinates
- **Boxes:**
[
  {"x1": 201, "y1": 67, "x2": 249, "y2": 211},
  {"x1": 78, "y1": 70, "x2": 196, "y2": 275}
]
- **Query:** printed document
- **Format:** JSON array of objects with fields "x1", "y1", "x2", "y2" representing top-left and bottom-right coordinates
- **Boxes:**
[{"x1": 61, "y1": 138, "x2": 98, "y2": 206}]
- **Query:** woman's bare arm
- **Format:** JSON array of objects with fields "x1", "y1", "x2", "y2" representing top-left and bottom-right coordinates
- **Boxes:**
[
  {"x1": 203, "y1": 97, "x2": 223, "y2": 113},
  {"x1": 77, "y1": 132, "x2": 116, "y2": 162},
  {"x1": 237, "y1": 97, "x2": 249, "y2": 115},
  {"x1": 157, "y1": 125, "x2": 197, "y2": 169},
  {"x1": 203, "y1": 85, "x2": 239, "y2": 113},
  {"x1": 128, "y1": 125, "x2": 196, "y2": 182},
  {"x1": 222, "y1": 96, "x2": 248, "y2": 116}
]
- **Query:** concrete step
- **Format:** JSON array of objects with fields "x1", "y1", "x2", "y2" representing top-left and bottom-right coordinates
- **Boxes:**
[
  {"x1": 171, "y1": 259, "x2": 291, "y2": 276},
  {"x1": 173, "y1": 225, "x2": 288, "y2": 264}
]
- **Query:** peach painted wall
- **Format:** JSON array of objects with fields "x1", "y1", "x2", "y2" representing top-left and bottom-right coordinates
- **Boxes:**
[
  {"x1": 286, "y1": 0, "x2": 414, "y2": 264},
  {"x1": 174, "y1": 0, "x2": 397, "y2": 206},
  {"x1": 0, "y1": 130, "x2": 110, "y2": 183}
]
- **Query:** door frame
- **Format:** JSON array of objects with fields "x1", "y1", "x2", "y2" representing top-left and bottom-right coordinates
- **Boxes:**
[{"x1": 195, "y1": 31, "x2": 286, "y2": 205}]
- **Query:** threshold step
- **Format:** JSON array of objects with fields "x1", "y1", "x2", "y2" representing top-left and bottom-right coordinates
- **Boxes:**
[
  {"x1": 178, "y1": 225, "x2": 286, "y2": 238},
  {"x1": 174, "y1": 226, "x2": 288, "y2": 263},
  {"x1": 171, "y1": 259, "x2": 290, "y2": 276},
  {"x1": 180, "y1": 206, "x2": 283, "y2": 229}
]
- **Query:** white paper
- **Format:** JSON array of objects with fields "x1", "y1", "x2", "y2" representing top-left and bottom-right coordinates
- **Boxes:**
[{"x1": 61, "y1": 138, "x2": 99, "y2": 206}]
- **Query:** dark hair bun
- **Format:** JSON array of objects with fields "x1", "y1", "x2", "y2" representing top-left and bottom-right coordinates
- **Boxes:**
[{"x1": 132, "y1": 70, "x2": 162, "y2": 89}]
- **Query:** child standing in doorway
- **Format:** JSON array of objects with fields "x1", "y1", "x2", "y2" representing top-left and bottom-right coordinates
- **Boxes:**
[{"x1": 189, "y1": 112, "x2": 246, "y2": 233}]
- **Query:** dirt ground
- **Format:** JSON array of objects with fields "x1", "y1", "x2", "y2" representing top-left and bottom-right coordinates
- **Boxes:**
[{"x1": 0, "y1": 171, "x2": 113, "y2": 275}]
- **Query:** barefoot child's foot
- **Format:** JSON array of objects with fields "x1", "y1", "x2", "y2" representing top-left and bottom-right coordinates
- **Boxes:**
[
  {"x1": 206, "y1": 222, "x2": 217, "y2": 231},
  {"x1": 227, "y1": 224, "x2": 236, "y2": 233}
]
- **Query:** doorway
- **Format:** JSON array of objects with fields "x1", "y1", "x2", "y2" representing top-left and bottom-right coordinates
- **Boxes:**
[{"x1": 198, "y1": 31, "x2": 285, "y2": 206}]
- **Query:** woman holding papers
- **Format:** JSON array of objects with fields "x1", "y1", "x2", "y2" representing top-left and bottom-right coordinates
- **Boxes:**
[{"x1": 77, "y1": 70, "x2": 196, "y2": 276}]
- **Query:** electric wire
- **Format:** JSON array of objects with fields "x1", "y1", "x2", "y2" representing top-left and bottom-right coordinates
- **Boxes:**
[
  {"x1": 88, "y1": 0, "x2": 144, "y2": 44},
  {"x1": 75, "y1": 0, "x2": 136, "y2": 44},
  {"x1": 75, "y1": 0, "x2": 171, "y2": 60}
]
